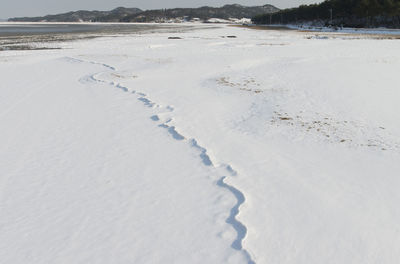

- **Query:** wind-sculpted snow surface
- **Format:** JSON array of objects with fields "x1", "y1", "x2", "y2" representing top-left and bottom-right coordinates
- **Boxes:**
[{"x1": 1, "y1": 24, "x2": 400, "y2": 264}]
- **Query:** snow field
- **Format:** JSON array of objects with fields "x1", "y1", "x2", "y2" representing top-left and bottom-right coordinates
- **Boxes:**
[{"x1": 1, "y1": 24, "x2": 400, "y2": 263}]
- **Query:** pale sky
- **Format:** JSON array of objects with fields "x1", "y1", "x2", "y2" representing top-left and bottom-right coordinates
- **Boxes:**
[{"x1": 1, "y1": 0, "x2": 321, "y2": 19}]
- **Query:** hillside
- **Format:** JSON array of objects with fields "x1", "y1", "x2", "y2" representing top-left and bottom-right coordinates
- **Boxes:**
[
  {"x1": 9, "y1": 4, "x2": 279, "y2": 23},
  {"x1": 121, "y1": 4, "x2": 279, "y2": 22},
  {"x1": 253, "y1": 0, "x2": 400, "y2": 28},
  {"x1": 8, "y1": 7, "x2": 143, "y2": 22}
]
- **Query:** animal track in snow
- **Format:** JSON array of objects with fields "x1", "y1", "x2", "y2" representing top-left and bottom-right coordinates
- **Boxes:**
[
  {"x1": 138, "y1": 97, "x2": 156, "y2": 108},
  {"x1": 217, "y1": 177, "x2": 255, "y2": 264},
  {"x1": 67, "y1": 56, "x2": 256, "y2": 264}
]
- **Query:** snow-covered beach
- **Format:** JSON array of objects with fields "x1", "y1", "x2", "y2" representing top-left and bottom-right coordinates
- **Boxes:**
[{"x1": 1, "y1": 24, "x2": 400, "y2": 263}]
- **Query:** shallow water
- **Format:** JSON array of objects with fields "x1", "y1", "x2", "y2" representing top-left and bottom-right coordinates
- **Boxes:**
[
  {"x1": 0, "y1": 24, "x2": 102, "y2": 35},
  {"x1": 0, "y1": 23, "x2": 186, "y2": 36},
  {"x1": 0, "y1": 23, "x2": 196, "y2": 50}
]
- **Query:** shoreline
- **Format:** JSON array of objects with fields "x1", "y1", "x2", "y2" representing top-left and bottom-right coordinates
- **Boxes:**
[
  {"x1": 241, "y1": 23, "x2": 400, "y2": 39},
  {"x1": 0, "y1": 23, "x2": 208, "y2": 50}
]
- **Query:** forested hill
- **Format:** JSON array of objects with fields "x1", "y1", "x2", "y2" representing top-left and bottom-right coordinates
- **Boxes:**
[
  {"x1": 8, "y1": 7, "x2": 143, "y2": 22},
  {"x1": 121, "y1": 4, "x2": 279, "y2": 22},
  {"x1": 9, "y1": 4, "x2": 279, "y2": 22},
  {"x1": 252, "y1": 0, "x2": 400, "y2": 28}
]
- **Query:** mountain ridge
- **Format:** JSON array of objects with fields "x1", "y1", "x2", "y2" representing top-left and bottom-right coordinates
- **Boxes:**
[
  {"x1": 8, "y1": 4, "x2": 279, "y2": 22},
  {"x1": 9, "y1": 7, "x2": 143, "y2": 22}
]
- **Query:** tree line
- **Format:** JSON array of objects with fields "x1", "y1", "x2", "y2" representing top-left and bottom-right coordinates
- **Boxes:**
[{"x1": 252, "y1": 0, "x2": 400, "y2": 28}]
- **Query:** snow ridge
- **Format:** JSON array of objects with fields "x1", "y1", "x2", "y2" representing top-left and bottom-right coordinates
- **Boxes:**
[{"x1": 65, "y1": 56, "x2": 255, "y2": 264}]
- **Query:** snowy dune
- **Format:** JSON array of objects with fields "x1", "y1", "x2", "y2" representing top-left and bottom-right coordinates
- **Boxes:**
[{"x1": 1, "y1": 24, "x2": 400, "y2": 263}]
